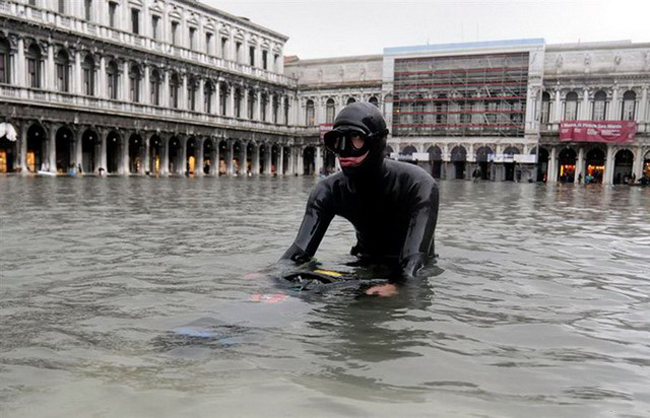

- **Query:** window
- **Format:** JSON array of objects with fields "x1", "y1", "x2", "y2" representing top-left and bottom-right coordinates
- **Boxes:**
[
  {"x1": 248, "y1": 90, "x2": 255, "y2": 119},
  {"x1": 306, "y1": 99, "x2": 315, "y2": 126},
  {"x1": 170, "y1": 73, "x2": 179, "y2": 108},
  {"x1": 541, "y1": 92, "x2": 551, "y2": 124},
  {"x1": 58, "y1": 0, "x2": 65, "y2": 14},
  {"x1": 234, "y1": 88, "x2": 241, "y2": 118},
  {"x1": 188, "y1": 78, "x2": 197, "y2": 111},
  {"x1": 219, "y1": 83, "x2": 227, "y2": 116},
  {"x1": 151, "y1": 16, "x2": 160, "y2": 40},
  {"x1": 108, "y1": 2, "x2": 117, "y2": 28},
  {"x1": 261, "y1": 93, "x2": 268, "y2": 121},
  {"x1": 205, "y1": 33, "x2": 213, "y2": 55},
  {"x1": 564, "y1": 92, "x2": 578, "y2": 121},
  {"x1": 106, "y1": 61, "x2": 118, "y2": 99},
  {"x1": 221, "y1": 37, "x2": 228, "y2": 58},
  {"x1": 249, "y1": 46, "x2": 255, "y2": 66},
  {"x1": 0, "y1": 37, "x2": 10, "y2": 84},
  {"x1": 262, "y1": 50, "x2": 268, "y2": 70},
  {"x1": 84, "y1": 0, "x2": 92, "y2": 21},
  {"x1": 274, "y1": 54, "x2": 279, "y2": 71},
  {"x1": 82, "y1": 55, "x2": 95, "y2": 96},
  {"x1": 272, "y1": 96, "x2": 278, "y2": 123},
  {"x1": 325, "y1": 99, "x2": 335, "y2": 124},
  {"x1": 284, "y1": 98, "x2": 289, "y2": 125},
  {"x1": 369, "y1": 96, "x2": 379, "y2": 107},
  {"x1": 235, "y1": 42, "x2": 242, "y2": 62},
  {"x1": 204, "y1": 82, "x2": 213, "y2": 113},
  {"x1": 621, "y1": 91, "x2": 636, "y2": 121},
  {"x1": 150, "y1": 69, "x2": 161, "y2": 105},
  {"x1": 171, "y1": 22, "x2": 179, "y2": 46},
  {"x1": 592, "y1": 90, "x2": 607, "y2": 120},
  {"x1": 129, "y1": 65, "x2": 141, "y2": 103},
  {"x1": 131, "y1": 9, "x2": 140, "y2": 34},
  {"x1": 26, "y1": 45, "x2": 42, "y2": 88},
  {"x1": 55, "y1": 50, "x2": 70, "y2": 92},
  {"x1": 189, "y1": 28, "x2": 196, "y2": 51},
  {"x1": 346, "y1": 97, "x2": 356, "y2": 105}
]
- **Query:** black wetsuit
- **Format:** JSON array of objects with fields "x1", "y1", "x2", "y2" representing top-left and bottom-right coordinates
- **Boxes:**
[{"x1": 281, "y1": 159, "x2": 439, "y2": 280}]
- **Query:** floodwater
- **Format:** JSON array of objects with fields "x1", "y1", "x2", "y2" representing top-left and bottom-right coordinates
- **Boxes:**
[{"x1": 0, "y1": 175, "x2": 649, "y2": 418}]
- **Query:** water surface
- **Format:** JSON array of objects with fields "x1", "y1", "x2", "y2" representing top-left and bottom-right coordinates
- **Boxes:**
[{"x1": 1, "y1": 176, "x2": 649, "y2": 417}]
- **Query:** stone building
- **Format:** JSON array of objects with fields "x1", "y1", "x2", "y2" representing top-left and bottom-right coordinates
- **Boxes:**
[{"x1": 0, "y1": 0, "x2": 320, "y2": 176}]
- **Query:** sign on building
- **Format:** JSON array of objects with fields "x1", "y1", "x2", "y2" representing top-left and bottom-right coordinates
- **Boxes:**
[{"x1": 560, "y1": 121, "x2": 636, "y2": 144}]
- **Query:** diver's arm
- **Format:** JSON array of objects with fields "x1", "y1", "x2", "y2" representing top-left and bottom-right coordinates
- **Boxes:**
[
  {"x1": 280, "y1": 183, "x2": 335, "y2": 264},
  {"x1": 398, "y1": 177, "x2": 439, "y2": 278}
]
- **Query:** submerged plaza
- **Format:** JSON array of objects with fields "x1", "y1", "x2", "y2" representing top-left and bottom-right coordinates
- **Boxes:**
[{"x1": 0, "y1": 0, "x2": 649, "y2": 184}]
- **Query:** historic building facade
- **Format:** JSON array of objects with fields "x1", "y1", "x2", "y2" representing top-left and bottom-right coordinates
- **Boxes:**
[
  {"x1": 0, "y1": 0, "x2": 320, "y2": 176},
  {"x1": 2, "y1": 0, "x2": 649, "y2": 183}
]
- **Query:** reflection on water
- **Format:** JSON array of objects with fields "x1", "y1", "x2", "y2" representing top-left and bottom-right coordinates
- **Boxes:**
[{"x1": 1, "y1": 177, "x2": 649, "y2": 417}]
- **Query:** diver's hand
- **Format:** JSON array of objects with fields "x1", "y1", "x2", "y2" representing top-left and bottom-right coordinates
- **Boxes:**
[{"x1": 365, "y1": 283, "x2": 398, "y2": 297}]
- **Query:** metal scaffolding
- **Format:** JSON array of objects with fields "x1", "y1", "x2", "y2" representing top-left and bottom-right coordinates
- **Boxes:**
[{"x1": 393, "y1": 52, "x2": 529, "y2": 137}]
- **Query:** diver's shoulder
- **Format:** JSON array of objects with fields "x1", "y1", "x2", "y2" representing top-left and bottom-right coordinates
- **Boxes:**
[{"x1": 385, "y1": 159, "x2": 435, "y2": 182}]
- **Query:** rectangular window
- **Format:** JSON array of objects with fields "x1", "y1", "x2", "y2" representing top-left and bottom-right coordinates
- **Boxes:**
[
  {"x1": 84, "y1": 0, "x2": 92, "y2": 21},
  {"x1": 108, "y1": 2, "x2": 117, "y2": 28},
  {"x1": 235, "y1": 42, "x2": 242, "y2": 62},
  {"x1": 262, "y1": 50, "x2": 268, "y2": 70},
  {"x1": 565, "y1": 102, "x2": 577, "y2": 121},
  {"x1": 58, "y1": 0, "x2": 65, "y2": 14},
  {"x1": 221, "y1": 37, "x2": 228, "y2": 58},
  {"x1": 83, "y1": 68, "x2": 94, "y2": 96},
  {"x1": 274, "y1": 54, "x2": 279, "y2": 71},
  {"x1": 171, "y1": 22, "x2": 179, "y2": 46},
  {"x1": 249, "y1": 46, "x2": 255, "y2": 66},
  {"x1": 205, "y1": 33, "x2": 213, "y2": 55},
  {"x1": 28, "y1": 58, "x2": 39, "y2": 88},
  {"x1": 189, "y1": 28, "x2": 196, "y2": 50},
  {"x1": 151, "y1": 16, "x2": 160, "y2": 40},
  {"x1": 131, "y1": 9, "x2": 140, "y2": 34},
  {"x1": 56, "y1": 63, "x2": 68, "y2": 92},
  {"x1": 0, "y1": 51, "x2": 7, "y2": 84},
  {"x1": 622, "y1": 100, "x2": 636, "y2": 121}
]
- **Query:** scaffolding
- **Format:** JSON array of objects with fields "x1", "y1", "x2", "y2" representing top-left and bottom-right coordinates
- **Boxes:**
[{"x1": 393, "y1": 52, "x2": 529, "y2": 137}]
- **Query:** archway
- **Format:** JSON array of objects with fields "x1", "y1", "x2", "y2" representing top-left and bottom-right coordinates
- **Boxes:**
[
  {"x1": 55, "y1": 126, "x2": 74, "y2": 173},
  {"x1": 283, "y1": 146, "x2": 292, "y2": 175},
  {"x1": 106, "y1": 131, "x2": 122, "y2": 174},
  {"x1": 27, "y1": 124, "x2": 47, "y2": 172},
  {"x1": 203, "y1": 139, "x2": 215, "y2": 175},
  {"x1": 186, "y1": 137, "x2": 197, "y2": 174},
  {"x1": 246, "y1": 142, "x2": 255, "y2": 175},
  {"x1": 82, "y1": 129, "x2": 99, "y2": 174},
  {"x1": 428, "y1": 146, "x2": 442, "y2": 179},
  {"x1": 168, "y1": 136, "x2": 182, "y2": 174},
  {"x1": 303, "y1": 146, "x2": 316, "y2": 176},
  {"x1": 232, "y1": 141, "x2": 241, "y2": 174},
  {"x1": 534, "y1": 147, "x2": 549, "y2": 182},
  {"x1": 259, "y1": 143, "x2": 268, "y2": 174},
  {"x1": 475, "y1": 146, "x2": 492, "y2": 180},
  {"x1": 503, "y1": 146, "x2": 520, "y2": 182},
  {"x1": 613, "y1": 149, "x2": 634, "y2": 184},
  {"x1": 128, "y1": 134, "x2": 144, "y2": 174},
  {"x1": 149, "y1": 135, "x2": 162, "y2": 175},
  {"x1": 450, "y1": 145, "x2": 467, "y2": 180},
  {"x1": 271, "y1": 144, "x2": 280, "y2": 174},
  {"x1": 401, "y1": 145, "x2": 417, "y2": 156},
  {"x1": 557, "y1": 148, "x2": 576, "y2": 183},
  {"x1": 585, "y1": 148, "x2": 605, "y2": 184},
  {"x1": 218, "y1": 140, "x2": 228, "y2": 175},
  {"x1": 0, "y1": 125, "x2": 17, "y2": 173}
]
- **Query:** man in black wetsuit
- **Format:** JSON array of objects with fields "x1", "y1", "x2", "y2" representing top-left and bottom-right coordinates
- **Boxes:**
[{"x1": 281, "y1": 102, "x2": 439, "y2": 296}]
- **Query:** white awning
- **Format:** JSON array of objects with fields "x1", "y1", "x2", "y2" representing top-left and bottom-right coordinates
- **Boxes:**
[{"x1": 0, "y1": 123, "x2": 17, "y2": 142}]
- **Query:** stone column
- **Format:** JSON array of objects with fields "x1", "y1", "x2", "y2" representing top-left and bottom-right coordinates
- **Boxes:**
[
  {"x1": 197, "y1": 79, "x2": 205, "y2": 113},
  {"x1": 214, "y1": 80, "x2": 221, "y2": 114},
  {"x1": 297, "y1": 147, "x2": 304, "y2": 176},
  {"x1": 227, "y1": 85, "x2": 235, "y2": 117},
  {"x1": 46, "y1": 44, "x2": 55, "y2": 91},
  {"x1": 608, "y1": 89, "x2": 619, "y2": 120},
  {"x1": 123, "y1": 61, "x2": 130, "y2": 101},
  {"x1": 278, "y1": 146, "x2": 284, "y2": 175},
  {"x1": 638, "y1": 87, "x2": 648, "y2": 123},
  {"x1": 181, "y1": 74, "x2": 188, "y2": 110},
  {"x1": 143, "y1": 65, "x2": 150, "y2": 105},
  {"x1": 180, "y1": 137, "x2": 187, "y2": 175},
  {"x1": 120, "y1": 136, "x2": 129, "y2": 175},
  {"x1": 285, "y1": 146, "x2": 294, "y2": 175},
  {"x1": 548, "y1": 147, "x2": 557, "y2": 183},
  {"x1": 74, "y1": 128, "x2": 83, "y2": 170},
  {"x1": 580, "y1": 89, "x2": 590, "y2": 120},
  {"x1": 163, "y1": 70, "x2": 170, "y2": 108},
  {"x1": 214, "y1": 141, "x2": 220, "y2": 176},
  {"x1": 16, "y1": 38, "x2": 26, "y2": 87},
  {"x1": 243, "y1": 87, "x2": 249, "y2": 119},
  {"x1": 554, "y1": 90, "x2": 563, "y2": 122},
  {"x1": 98, "y1": 56, "x2": 106, "y2": 98},
  {"x1": 48, "y1": 125, "x2": 57, "y2": 173},
  {"x1": 227, "y1": 140, "x2": 235, "y2": 175},
  {"x1": 240, "y1": 142, "x2": 247, "y2": 175},
  {"x1": 255, "y1": 90, "x2": 262, "y2": 121},
  {"x1": 74, "y1": 51, "x2": 82, "y2": 95},
  {"x1": 632, "y1": 145, "x2": 644, "y2": 182},
  {"x1": 252, "y1": 144, "x2": 260, "y2": 175},
  {"x1": 99, "y1": 130, "x2": 108, "y2": 175},
  {"x1": 144, "y1": 135, "x2": 151, "y2": 174},
  {"x1": 315, "y1": 146, "x2": 323, "y2": 176},
  {"x1": 278, "y1": 95, "x2": 285, "y2": 125},
  {"x1": 603, "y1": 144, "x2": 615, "y2": 185},
  {"x1": 195, "y1": 138, "x2": 204, "y2": 176},
  {"x1": 19, "y1": 124, "x2": 28, "y2": 174},
  {"x1": 161, "y1": 137, "x2": 169, "y2": 175},
  {"x1": 575, "y1": 147, "x2": 585, "y2": 184}
]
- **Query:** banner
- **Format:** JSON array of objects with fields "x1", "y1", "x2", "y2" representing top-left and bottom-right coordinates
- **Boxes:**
[{"x1": 560, "y1": 121, "x2": 636, "y2": 144}]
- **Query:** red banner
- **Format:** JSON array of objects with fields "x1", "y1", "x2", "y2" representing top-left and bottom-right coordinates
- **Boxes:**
[{"x1": 560, "y1": 121, "x2": 636, "y2": 144}]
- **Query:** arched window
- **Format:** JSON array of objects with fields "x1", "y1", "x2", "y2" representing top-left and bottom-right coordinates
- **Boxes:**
[
  {"x1": 82, "y1": 55, "x2": 96, "y2": 96},
  {"x1": 306, "y1": 99, "x2": 315, "y2": 126},
  {"x1": 26, "y1": 43, "x2": 42, "y2": 88},
  {"x1": 621, "y1": 90, "x2": 636, "y2": 121},
  {"x1": 272, "y1": 95, "x2": 279, "y2": 124},
  {"x1": 284, "y1": 97, "x2": 289, "y2": 125},
  {"x1": 248, "y1": 89, "x2": 255, "y2": 119},
  {"x1": 541, "y1": 92, "x2": 551, "y2": 124},
  {"x1": 129, "y1": 64, "x2": 141, "y2": 103},
  {"x1": 261, "y1": 93, "x2": 268, "y2": 122},
  {"x1": 564, "y1": 91, "x2": 578, "y2": 121},
  {"x1": 369, "y1": 96, "x2": 378, "y2": 107},
  {"x1": 169, "y1": 72, "x2": 180, "y2": 109},
  {"x1": 106, "y1": 60, "x2": 118, "y2": 99},
  {"x1": 219, "y1": 82, "x2": 227, "y2": 116},
  {"x1": 325, "y1": 98, "x2": 335, "y2": 124},
  {"x1": 55, "y1": 50, "x2": 70, "y2": 92},
  {"x1": 346, "y1": 97, "x2": 356, "y2": 105},
  {"x1": 204, "y1": 81, "x2": 214, "y2": 113},
  {"x1": 0, "y1": 37, "x2": 10, "y2": 84},
  {"x1": 150, "y1": 68, "x2": 162, "y2": 106},
  {"x1": 187, "y1": 77, "x2": 197, "y2": 111},
  {"x1": 592, "y1": 90, "x2": 607, "y2": 120},
  {"x1": 234, "y1": 87, "x2": 242, "y2": 118}
]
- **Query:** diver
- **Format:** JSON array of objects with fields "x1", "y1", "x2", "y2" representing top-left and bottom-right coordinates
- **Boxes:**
[{"x1": 280, "y1": 102, "x2": 439, "y2": 297}]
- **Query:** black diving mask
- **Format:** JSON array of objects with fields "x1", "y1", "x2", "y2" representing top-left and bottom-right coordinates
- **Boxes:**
[{"x1": 324, "y1": 129, "x2": 372, "y2": 158}]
